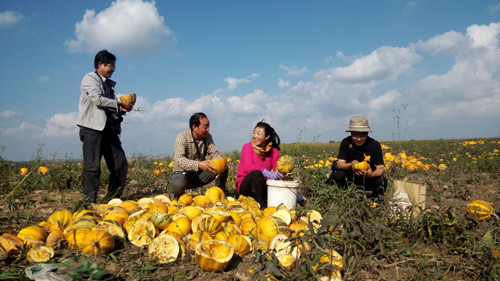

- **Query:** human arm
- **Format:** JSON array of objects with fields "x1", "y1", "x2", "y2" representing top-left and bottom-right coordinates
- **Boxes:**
[
  {"x1": 198, "y1": 160, "x2": 217, "y2": 173},
  {"x1": 361, "y1": 140, "x2": 385, "y2": 178},
  {"x1": 350, "y1": 139, "x2": 385, "y2": 177},
  {"x1": 270, "y1": 148, "x2": 281, "y2": 172},
  {"x1": 118, "y1": 100, "x2": 133, "y2": 112},
  {"x1": 264, "y1": 147, "x2": 284, "y2": 179},
  {"x1": 362, "y1": 164, "x2": 385, "y2": 178},
  {"x1": 172, "y1": 131, "x2": 203, "y2": 172},
  {"x1": 262, "y1": 169, "x2": 284, "y2": 180},
  {"x1": 205, "y1": 133, "x2": 222, "y2": 159},
  {"x1": 337, "y1": 159, "x2": 356, "y2": 170},
  {"x1": 81, "y1": 73, "x2": 119, "y2": 111},
  {"x1": 238, "y1": 143, "x2": 270, "y2": 174},
  {"x1": 336, "y1": 138, "x2": 356, "y2": 170},
  {"x1": 201, "y1": 133, "x2": 222, "y2": 173}
]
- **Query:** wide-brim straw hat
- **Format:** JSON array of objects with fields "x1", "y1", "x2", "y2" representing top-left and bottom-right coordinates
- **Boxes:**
[{"x1": 346, "y1": 115, "x2": 372, "y2": 132}]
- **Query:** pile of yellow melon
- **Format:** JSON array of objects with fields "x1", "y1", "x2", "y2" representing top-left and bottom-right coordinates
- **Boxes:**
[{"x1": 0, "y1": 187, "x2": 342, "y2": 279}]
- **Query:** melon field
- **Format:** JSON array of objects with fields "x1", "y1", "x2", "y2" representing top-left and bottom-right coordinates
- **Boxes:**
[{"x1": 0, "y1": 138, "x2": 499, "y2": 280}]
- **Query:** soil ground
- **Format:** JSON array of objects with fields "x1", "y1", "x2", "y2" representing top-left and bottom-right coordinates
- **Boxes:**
[{"x1": 1, "y1": 171, "x2": 498, "y2": 280}]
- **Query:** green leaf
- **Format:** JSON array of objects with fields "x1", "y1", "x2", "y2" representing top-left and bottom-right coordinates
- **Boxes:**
[
  {"x1": 482, "y1": 230, "x2": 493, "y2": 246},
  {"x1": 141, "y1": 264, "x2": 158, "y2": 271},
  {"x1": 265, "y1": 260, "x2": 282, "y2": 276}
]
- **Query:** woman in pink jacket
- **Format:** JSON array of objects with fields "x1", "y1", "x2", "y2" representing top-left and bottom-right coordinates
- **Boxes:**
[{"x1": 236, "y1": 121, "x2": 284, "y2": 208}]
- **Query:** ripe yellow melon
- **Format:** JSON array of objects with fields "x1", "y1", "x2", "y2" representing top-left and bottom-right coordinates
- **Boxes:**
[
  {"x1": 119, "y1": 93, "x2": 136, "y2": 104},
  {"x1": 195, "y1": 240, "x2": 234, "y2": 272},
  {"x1": 148, "y1": 234, "x2": 182, "y2": 263},
  {"x1": 276, "y1": 155, "x2": 294, "y2": 174},
  {"x1": 209, "y1": 158, "x2": 227, "y2": 174}
]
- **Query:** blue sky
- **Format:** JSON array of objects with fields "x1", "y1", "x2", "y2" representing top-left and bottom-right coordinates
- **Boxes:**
[{"x1": 1, "y1": 0, "x2": 499, "y2": 161}]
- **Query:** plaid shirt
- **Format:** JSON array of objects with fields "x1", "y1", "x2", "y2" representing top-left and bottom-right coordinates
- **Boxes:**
[{"x1": 172, "y1": 130, "x2": 222, "y2": 172}]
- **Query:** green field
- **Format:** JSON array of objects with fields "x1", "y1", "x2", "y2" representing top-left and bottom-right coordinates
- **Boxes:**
[{"x1": 0, "y1": 138, "x2": 499, "y2": 280}]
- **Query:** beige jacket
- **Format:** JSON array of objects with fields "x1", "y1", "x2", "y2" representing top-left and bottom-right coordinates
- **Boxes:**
[{"x1": 77, "y1": 72, "x2": 119, "y2": 131}]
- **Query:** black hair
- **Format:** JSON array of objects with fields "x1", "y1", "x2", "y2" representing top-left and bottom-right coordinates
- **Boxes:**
[
  {"x1": 189, "y1": 112, "x2": 208, "y2": 130},
  {"x1": 94, "y1": 50, "x2": 116, "y2": 69},
  {"x1": 255, "y1": 121, "x2": 280, "y2": 150}
]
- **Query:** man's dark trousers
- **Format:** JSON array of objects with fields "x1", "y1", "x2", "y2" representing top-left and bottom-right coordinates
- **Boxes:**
[{"x1": 80, "y1": 126, "x2": 127, "y2": 204}]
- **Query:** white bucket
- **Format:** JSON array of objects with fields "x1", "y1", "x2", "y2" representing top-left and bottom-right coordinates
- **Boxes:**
[{"x1": 267, "y1": 179, "x2": 300, "y2": 209}]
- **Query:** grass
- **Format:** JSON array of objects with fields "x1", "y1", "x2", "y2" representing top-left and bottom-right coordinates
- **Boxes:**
[{"x1": 0, "y1": 137, "x2": 499, "y2": 280}]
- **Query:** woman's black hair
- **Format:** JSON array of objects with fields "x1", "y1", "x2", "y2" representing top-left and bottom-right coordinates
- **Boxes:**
[
  {"x1": 255, "y1": 121, "x2": 280, "y2": 150},
  {"x1": 94, "y1": 50, "x2": 116, "y2": 69},
  {"x1": 189, "y1": 112, "x2": 208, "y2": 130}
]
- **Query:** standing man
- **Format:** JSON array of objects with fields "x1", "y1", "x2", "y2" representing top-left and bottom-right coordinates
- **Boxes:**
[
  {"x1": 170, "y1": 112, "x2": 228, "y2": 198},
  {"x1": 326, "y1": 115, "x2": 387, "y2": 199},
  {"x1": 77, "y1": 50, "x2": 134, "y2": 205}
]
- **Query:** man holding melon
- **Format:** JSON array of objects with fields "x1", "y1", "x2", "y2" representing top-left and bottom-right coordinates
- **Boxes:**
[
  {"x1": 326, "y1": 115, "x2": 387, "y2": 199},
  {"x1": 170, "y1": 112, "x2": 228, "y2": 198},
  {"x1": 77, "y1": 50, "x2": 134, "y2": 205}
]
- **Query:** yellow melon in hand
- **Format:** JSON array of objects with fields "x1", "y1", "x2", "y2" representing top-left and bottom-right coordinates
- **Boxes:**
[
  {"x1": 276, "y1": 155, "x2": 294, "y2": 174},
  {"x1": 209, "y1": 158, "x2": 227, "y2": 174},
  {"x1": 119, "y1": 93, "x2": 136, "y2": 104}
]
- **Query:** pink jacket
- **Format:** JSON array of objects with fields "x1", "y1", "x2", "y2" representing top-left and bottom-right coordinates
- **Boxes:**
[{"x1": 236, "y1": 142, "x2": 280, "y2": 191}]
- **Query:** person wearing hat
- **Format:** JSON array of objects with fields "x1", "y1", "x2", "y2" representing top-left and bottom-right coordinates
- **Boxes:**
[{"x1": 326, "y1": 115, "x2": 387, "y2": 199}]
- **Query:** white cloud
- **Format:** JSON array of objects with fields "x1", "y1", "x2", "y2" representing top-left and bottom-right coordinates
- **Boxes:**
[
  {"x1": 37, "y1": 75, "x2": 50, "y2": 83},
  {"x1": 43, "y1": 112, "x2": 79, "y2": 138},
  {"x1": 467, "y1": 22, "x2": 500, "y2": 49},
  {"x1": 226, "y1": 90, "x2": 266, "y2": 114},
  {"x1": 415, "y1": 22, "x2": 500, "y2": 55},
  {"x1": 368, "y1": 89, "x2": 401, "y2": 111},
  {"x1": 65, "y1": 0, "x2": 173, "y2": 53},
  {"x1": 320, "y1": 46, "x2": 420, "y2": 83},
  {"x1": 0, "y1": 11, "x2": 23, "y2": 28},
  {"x1": 414, "y1": 31, "x2": 466, "y2": 54},
  {"x1": 5, "y1": 21, "x2": 500, "y2": 161},
  {"x1": 413, "y1": 22, "x2": 500, "y2": 116},
  {"x1": 278, "y1": 78, "x2": 290, "y2": 89},
  {"x1": 2, "y1": 121, "x2": 40, "y2": 137},
  {"x1": 0, "y1": 110, "x2": 22, "y2": 119},
  {"x1": 425, "y1": 93, "x2": 500, "y2": 121},
  {"x1": 223, "y1": 73, "x2": 259, "y2": 90},
  {"x1": 280, "y1": 65, "x2": 308, "y2": 76}
]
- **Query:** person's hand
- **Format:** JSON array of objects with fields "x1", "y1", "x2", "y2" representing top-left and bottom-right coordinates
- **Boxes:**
[
  {"x1": 350, "y1": 160, "x2": 360, "y2": 167},
  {"x1": 363, "y1": 166, "x2": 375, "y2": 178},
  {"x1": 354, "y1": 164, "x2": 372, "y2": 177},
  {"x1": 263, "y1": 169, "x2": 284, "y2": 180},
  {"x1": 199, "y1": 160, "x2": 217, "y2": 173},
  {"x1": 118, "y1": 100, "x2": 134, "y2": 112}
]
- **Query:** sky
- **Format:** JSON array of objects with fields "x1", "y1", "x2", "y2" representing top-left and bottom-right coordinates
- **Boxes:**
[{"x1": 1, "y1": 0, "x2": 500, "y2": 161}]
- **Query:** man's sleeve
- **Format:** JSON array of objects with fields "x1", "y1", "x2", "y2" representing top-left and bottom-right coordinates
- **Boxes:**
[
  {"x1": 337, "y1": 139, "x2": 348, "y2": 160},
  {"x1": 173, "y1": 133, "x2": 199, "y2": 172},
  {"x1": 238, "y1": 143, "x2": 262, "y2": 174},
  {"x1": 81, "y1": 73, "x2": 117, "y2": 110},
  {"x1": 206, "y1": 133, "x2": 222, "y2": 159},
  {"x1": 372, "y1": 142, "x2": 384, "y2": 166}
]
